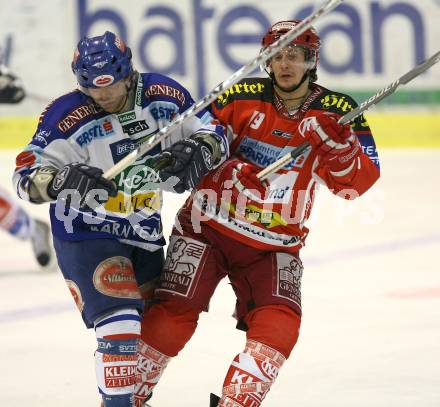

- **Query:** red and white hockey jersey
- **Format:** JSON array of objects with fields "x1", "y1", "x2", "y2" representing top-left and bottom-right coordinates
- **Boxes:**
[{"x1": 181, "y1": 78, "x2": 380, "y2": 253}]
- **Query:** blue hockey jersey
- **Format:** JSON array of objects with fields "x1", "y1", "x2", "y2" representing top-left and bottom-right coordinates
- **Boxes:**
[{"x1": 13, "y1": 73, "x2": 227, "y2": 250}]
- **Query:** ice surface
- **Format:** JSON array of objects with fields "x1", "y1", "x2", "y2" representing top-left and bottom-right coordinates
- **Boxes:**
[{"x1": 1, "y1": 150, "x2": 439, "y2": 407}]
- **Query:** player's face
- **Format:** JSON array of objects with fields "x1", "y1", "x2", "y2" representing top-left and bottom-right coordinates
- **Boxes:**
[
  {"x1": 269, "y1": 46, "x2": 307, "y2": 90},
  {"x1": 88, "y1": 79, "x2": 129, "y2": 113}
]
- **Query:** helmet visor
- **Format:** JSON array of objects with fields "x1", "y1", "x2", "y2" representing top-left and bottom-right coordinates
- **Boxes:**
[{"x1": 269, "y1": 45, "x2": 316, "y2": 71}]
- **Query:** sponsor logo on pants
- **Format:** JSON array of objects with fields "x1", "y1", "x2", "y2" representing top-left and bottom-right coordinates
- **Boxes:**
[
  {"x1": 158, "y1": 236, "x2": 207, "y2": 298},
  {"x1": 275, "y1": 253, "x2": 302, "y2": 309}
]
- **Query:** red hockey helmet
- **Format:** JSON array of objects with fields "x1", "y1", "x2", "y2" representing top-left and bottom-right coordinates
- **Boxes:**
[{"x1": 262, "y1": 20, "x2": 321, "y2": 80}]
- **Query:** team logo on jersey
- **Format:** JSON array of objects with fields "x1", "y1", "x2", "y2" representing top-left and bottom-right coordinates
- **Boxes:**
[
  {"x1": 145, "y1": 84, "x2": 186, "y2": 106},
  {"x1": 57, "y1": 104, "x2": 101, "y2": 133},
  {"x1": 360, "y1": 139, "x2": 380, "y2": 169},
  {"x1": 216, "y1": 81, "x2": 265, "y2": 107},
  {"x1": 75, "y1": 119, "x2": 115, "y2": 147},
  {"x1": 34, "y1": 129, "x2": 51, "y2": 146},
  {"x1": 272, "y1": 129, "x2": 292, "y2": 139},
  {"x1": 112, "y1": 140, "x2": 136, "y2": 158},
  {"x1": 320, "y1": 94, "x2": 353, "y2": 112},
  {"x1": 117, "y1": 111, "x2": 136, "y2": 123},
  {"x1": 238, "y1": 137, "x2": 310, "y2": 169},
  {"x1": 149, "y1": 101, "x2": 179, "y2": 121},
  {"x1": 122, "y1": 120, "x2": 149, "y2": 136},
  {"x1": 93, "y1": 74, "x2": 115, "y2": 87},
  {"x1": 109, "y1": 138, "x2": 160, "y2": 162}
]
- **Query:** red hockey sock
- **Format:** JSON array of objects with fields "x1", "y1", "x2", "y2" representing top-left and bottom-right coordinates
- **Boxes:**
[
  {"x1": 135, "y1": 300, "x2": 201, "y2": 404},
  {"x1": 219, "y1": 305, "x2": 301, "y2": 407},
  {"x1": 134, "y1": 340, "x2": 172, "y2": 406},
  {"x1": 219, "y1": 339, "x2": 286, "y2": 407}
]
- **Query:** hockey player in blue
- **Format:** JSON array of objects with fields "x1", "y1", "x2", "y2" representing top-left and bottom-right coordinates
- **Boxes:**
[{"x1": 13, "y1": 31, "x2": 228, "y2": 406}]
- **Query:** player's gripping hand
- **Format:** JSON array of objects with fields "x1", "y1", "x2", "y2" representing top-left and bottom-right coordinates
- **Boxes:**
[
  {"x1": 299, "y1": 113, "x2": 361, "y2": 171},
  {"x1": 211, "y1": 159, "x2": 268, "y2": 203},
  {"x1": 151, "y1": 137, "x2": 213, "y2": 193},
  {"x1": 48, "y1": 163, "x2": 117, "y2": 208},
  {"x1": 232, "y1": 161, "x2": 267, "y2": 198}
]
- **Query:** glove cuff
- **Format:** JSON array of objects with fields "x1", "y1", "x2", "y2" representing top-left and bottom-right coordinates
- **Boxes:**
[
  {"x1": 191, "y1": 131, "x2": 222, "y2": 164},
  {"x1": 328, "y1": 157, "x2": 360, "y2": 184},
  {"x1": 29, "y1": 166, "x2": 58, "y2": 203}
]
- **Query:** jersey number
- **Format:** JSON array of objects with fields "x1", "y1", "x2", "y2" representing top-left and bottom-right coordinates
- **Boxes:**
[{"x1": 249, "y1": 111, "x2": 265, "y2": 130}]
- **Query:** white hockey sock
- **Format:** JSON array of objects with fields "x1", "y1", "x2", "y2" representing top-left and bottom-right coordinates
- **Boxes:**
[
  {"x1": 219, "y1": 340, "x2": 286, "y2": 407},
  {"x1": 95, "y1": 308, "x2": 141, "y2": 407}
]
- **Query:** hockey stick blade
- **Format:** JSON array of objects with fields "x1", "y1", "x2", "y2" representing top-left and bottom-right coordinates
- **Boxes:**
[
  {"x1": 103, "y1": 0, "x2": 344, "y2": 180},
  {"x1": 257, "y1": 49, "x2": 440, "y2": 180}
]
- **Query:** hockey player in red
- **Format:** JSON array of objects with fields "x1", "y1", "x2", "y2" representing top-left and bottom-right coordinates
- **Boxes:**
[{"x1": 135, "y1": 20, "x2": 380, "y2": 406}]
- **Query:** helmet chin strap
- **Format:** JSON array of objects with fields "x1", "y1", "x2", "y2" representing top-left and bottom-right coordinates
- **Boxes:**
[
  {"x1": 113, "y1": 93, "x2": 129, "y2": 114},
  {"x1": 271, "y1": 70, "x2": 310, "y2": 93},
  {"x1": 114, "y1": 75, "x2": 135, "y2": 113}
]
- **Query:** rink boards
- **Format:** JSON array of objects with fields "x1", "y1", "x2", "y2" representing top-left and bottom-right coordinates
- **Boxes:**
[{"x1": 1, "y1": 112, "x2": 440, "y2": 149}]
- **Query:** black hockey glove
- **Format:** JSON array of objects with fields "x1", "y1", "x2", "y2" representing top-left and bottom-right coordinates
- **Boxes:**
[
  {"x1": 151, "y1": 138, "x2": 214, "y2": 193},
  {"x1": 48, "y1": 163, "x2": 117, "y2": 208}
]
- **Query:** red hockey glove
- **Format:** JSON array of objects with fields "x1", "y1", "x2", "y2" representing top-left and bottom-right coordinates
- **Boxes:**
[
  {"x1": 299, "y1": 113, "x2": 361, "y2": 171},
  {"x1": 222, "y1": 160, "x2": 267, "y2": 224},
  {"x1": 207, "y1": 158, "x2": 268, "y2": 213},
  {"x1": 197, "y1": 159, "x2": 293, "y2": 228},
  {"x1": 234, "y1": 161, "x2": 267, "y2": 197}
]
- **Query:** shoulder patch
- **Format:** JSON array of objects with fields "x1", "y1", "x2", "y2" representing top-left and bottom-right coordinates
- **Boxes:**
[
  {"x1": 308, "y1": 87, "x2": 371, "y2": 132},
  {"x1": 37, "y1": 90, "x2": 103, "y2": 134},
  {"x1": 142, "y1": 72, "x2": 191, "y2": 109},
  {"x1": 215, "y1": 78, "x2": 272, "y2": 108},
  {"x1": 144, "y1": 83, "x2": 186, "y2": 107},
  {"x1": 57, "y1": 103, "x2": 102, "y2": 133},
  {"x1": 315, "y1": 91, "x2": 357, "y2": 115},
  {"x1": 309, "y1": 86, "x2": 358, "y2": 116}
]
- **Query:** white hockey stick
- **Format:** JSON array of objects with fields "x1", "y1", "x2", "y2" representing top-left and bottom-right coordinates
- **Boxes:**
[
  {"x1": 257, "y1": 49, "x2": 440, "y2": 180},
  {"x1": 103, "y1": 0, "x2": 344, "y2": 180}
]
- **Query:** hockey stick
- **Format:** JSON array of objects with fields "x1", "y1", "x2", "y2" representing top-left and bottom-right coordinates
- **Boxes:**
[
  {"x1": 103, "y1": 0, "x2": 344, "y2": 180},
  {"x1": 256, "y1": 49, "x2": 440, "y2": 181},
  {"x1": 26, "y1": 92, "x2": 52, "y2": 104}
]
